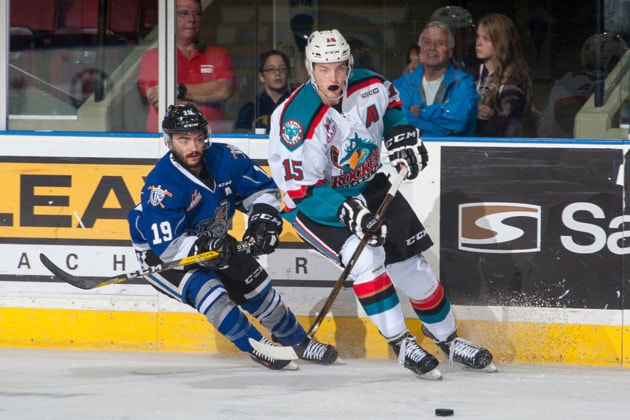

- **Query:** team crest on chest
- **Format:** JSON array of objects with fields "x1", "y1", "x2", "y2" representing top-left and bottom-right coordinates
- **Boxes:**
[
  {"x1": 147, "y1": 185, "x2": 173, "y2": 208},
  {"x1": 281, "y1": 119, "x2": 304, "y2": 149}
]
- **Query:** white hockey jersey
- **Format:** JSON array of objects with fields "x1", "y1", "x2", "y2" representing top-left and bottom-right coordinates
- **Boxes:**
[{"x1": 268, "y1": 68, "x2": 407, "y2": 227}]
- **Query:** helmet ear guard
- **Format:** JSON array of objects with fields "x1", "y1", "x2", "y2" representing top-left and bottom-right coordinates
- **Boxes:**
[{"x1": 161, "y1": 103, "x2": 211, "y2": 149}]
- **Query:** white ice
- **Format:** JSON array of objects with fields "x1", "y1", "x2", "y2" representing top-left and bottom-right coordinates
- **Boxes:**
[{"x1": 1, "y1": 348, "x2": 628, "y2": 419}]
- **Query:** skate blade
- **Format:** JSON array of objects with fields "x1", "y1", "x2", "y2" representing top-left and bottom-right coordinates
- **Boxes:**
[
  {"x1": 333, "y1": 356, "x2": 345, "y2": 365},
  {"x1": 418, "y1": 367, "x2": 443, "y2": 380},
  {"x1": 482, "y1": 362, "x2": 498, "y2": 373},
  {"x1": 284, "y1": 361, "x2": 300, "y2": 371},
  {"x1": 463, "y1": 362, "x2": 498, "y2": 373}
]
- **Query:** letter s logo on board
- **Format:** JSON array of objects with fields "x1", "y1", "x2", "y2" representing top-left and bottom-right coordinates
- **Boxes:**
[{"x1": 458, "y1": 202, "x2": 541, "y2": 253}]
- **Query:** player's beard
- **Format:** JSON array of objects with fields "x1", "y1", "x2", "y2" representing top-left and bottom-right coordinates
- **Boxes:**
[{"x1": 173, "y1": 149, "x2": 204, "y2": 174}]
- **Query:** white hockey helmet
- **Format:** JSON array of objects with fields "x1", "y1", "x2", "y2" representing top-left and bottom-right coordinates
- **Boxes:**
[
  {"x1": 305, "y1": 29, "x2": 354, "y2": 78},
  {"x1": 430, "y1": 5, "x2": 474, "y2": 31},
  {"x1": 580, "y1": 32, "x2": 628, "y2": 74}
]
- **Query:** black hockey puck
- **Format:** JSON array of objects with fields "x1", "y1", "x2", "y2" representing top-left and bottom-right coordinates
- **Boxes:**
[{"x1": 435, "y1": 408, "x2": 454, "y2": 417}]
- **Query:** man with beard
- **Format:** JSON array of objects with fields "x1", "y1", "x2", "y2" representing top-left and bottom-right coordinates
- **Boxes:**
[
  {"x1": 128, "y1": 103, "x2": 338, "y2": 370},
  {"x1": 268, "y1": 29, "x2": 494, "y2": 380}
]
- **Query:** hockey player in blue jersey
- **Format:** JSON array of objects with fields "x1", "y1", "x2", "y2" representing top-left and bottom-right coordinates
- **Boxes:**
[
  {"x1": 128, "y1": 103, "x2": 338, "y2": 370},
  {"x1": 268, "y1": 29, "x2": 495, "y2": 379}
]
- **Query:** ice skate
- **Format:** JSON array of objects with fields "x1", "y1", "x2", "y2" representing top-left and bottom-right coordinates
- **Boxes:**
[
  {"x1": 388, "y1": 332, "x2": 441, "y2": 380},
  {"x1": 292, "y1": 337, "x2": 340, "y2": 365},
  {"x1": 249, "y1": 337, "x2": 298, "y2": 370},
  {"x1": 422, "y1": 325, "x2": 496, "y2": 372}
]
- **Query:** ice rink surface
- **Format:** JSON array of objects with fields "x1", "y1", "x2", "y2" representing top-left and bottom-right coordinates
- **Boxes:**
[{"x1": 1, "y1": 348, "x2": 629, "y2": 420}]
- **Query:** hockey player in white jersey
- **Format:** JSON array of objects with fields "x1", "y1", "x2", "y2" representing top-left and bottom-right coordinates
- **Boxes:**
[
  {"x1": 268, "y1": 29, "x2": 495, "y2": 379},
  {"x1": 128, "y1": 103, "x2": 338, "y2": 370}
]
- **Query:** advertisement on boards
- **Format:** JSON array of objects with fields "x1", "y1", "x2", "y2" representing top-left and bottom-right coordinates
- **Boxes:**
[
  {"x1": 440, "y1": 146, "x2": 628, "y2": 309},
  {"x1": 0, "y1": 153, "x2": 339, "y2": 287}
]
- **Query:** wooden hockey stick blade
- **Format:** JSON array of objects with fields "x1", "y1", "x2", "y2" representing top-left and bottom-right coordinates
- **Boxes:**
[
  {"x1": 40, "y1": 242, "x2": 251, "y2": 290},
  {"x1": 249, "y1": 168, "x2": 409, "y2": 361}
]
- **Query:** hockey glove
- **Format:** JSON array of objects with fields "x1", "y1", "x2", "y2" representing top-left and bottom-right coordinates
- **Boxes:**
[
  {"x1": 191, "y1": 234, "x2": 238, "y2": 268},
  {"x1": 243, "y1": 203, "x2": 283, "y2": 256},
  {"x1": 383, "y1": 125, "x2": 428, "y2": 180},
  {"x1": 337, "y1": 197, "x2": 387, "y2": 247}
]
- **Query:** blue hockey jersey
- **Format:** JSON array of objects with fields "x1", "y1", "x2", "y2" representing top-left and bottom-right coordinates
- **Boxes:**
[{"x1": 129, "y1": 142, "x2": 281, "y2": 263}]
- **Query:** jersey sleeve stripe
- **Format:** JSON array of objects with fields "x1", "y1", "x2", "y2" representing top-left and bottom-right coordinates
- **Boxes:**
[{"x1": 388, "y1": 98, "x2": 403, "y2": 109}]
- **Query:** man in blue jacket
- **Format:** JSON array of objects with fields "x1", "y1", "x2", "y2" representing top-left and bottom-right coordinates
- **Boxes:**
[{"x1": 394, "y1": 21, "x2": 479, "y2": 137}]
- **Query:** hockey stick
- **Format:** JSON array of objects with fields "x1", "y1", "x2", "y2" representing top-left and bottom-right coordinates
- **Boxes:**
[
  {"x1": 40, "y1": 242, "x2": 252, "y2": 290},
  {"x1": 250, "y1": 167, "x2": 409, "y2": 360}
]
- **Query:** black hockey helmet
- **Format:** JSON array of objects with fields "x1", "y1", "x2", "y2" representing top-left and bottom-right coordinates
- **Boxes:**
[{"x1": 161, "y1": 103, "x2": 211, "y2": 148}]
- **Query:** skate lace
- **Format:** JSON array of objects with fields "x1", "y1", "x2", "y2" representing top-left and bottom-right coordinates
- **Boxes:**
[
  {"x1": 302, "y1": 340, "x2": 328, "y2": 361},
  {"x1": 447, "y1": 337, "x2": 478, "y2": 367},
  {"x1": 398, "y1": 336, "x2": 427, "y2": 367},
  {"x1": 251, "y1": 337, "x2": 275, "y2": 363}
]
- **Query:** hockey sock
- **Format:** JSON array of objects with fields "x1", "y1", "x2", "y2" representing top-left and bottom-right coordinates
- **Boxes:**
[
  {"x1": 353, "y1": 272, "x2": 407, "y2": 339},
  {"x1": 197, "y1": 288, "x2": 263, "y2": 352},
  {"x1": 409, "y1": 282, "x2": 456, "y2": 341},
  {"x1": 183, "y1": 271, "x2": 270, "y2": 353},
  {"x1": 241, "y1": 285, "x2": 306, "y2": 346}
]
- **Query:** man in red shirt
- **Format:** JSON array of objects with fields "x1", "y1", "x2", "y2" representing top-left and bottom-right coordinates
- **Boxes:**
[{"x1": 138, "y1": 0, "x2": 236, "y2": 132}]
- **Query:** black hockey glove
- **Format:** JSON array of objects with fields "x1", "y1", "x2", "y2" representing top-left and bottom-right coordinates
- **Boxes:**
[
  {"x1": 337, "y1": 197, "x2": 387, "y2": 247},
  {"x1": 191, "y1": 234, "x2": 238, "y2": 268},
  {"x1": 243, "y1": 203, "x2": 283, "y2": 256},
  {"x1": 383, "y1": 125, "x2": 428, "y2": 180}
]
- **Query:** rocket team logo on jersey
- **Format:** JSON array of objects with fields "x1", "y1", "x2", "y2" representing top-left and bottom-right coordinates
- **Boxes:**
[
  {"x1": 147, "y1": 185, "x2": 173, "y2": 208},
  {"x1": 331, "y1": 133, "x2": 379, "y2": 188},
  {"x1": 281, "y1": 120, "x2": 304, "y2": 149}
]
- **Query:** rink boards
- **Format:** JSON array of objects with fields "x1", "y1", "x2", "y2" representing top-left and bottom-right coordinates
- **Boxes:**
[{"x1": 0, "y1": 132, "x2": 629, "y2": 367}]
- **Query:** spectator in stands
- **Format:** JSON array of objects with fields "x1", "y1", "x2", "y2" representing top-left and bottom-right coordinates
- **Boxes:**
[
  {"x1": 234, "y1": 50, "x2": 291, "y2": 133},
  {"x1": 474, "y1": 13, "x2": 539, "y2": 138},
  {"x1": 394, "y1": 21, "x2": 479, "y2": 137},
  {"x1": 539, "y1": 32, "x2": 628, "y2": 138},
  {"x1": 402, "y1": 44, "x2": 421, "y2": 75},
  {"x1": 138, "y1": 0, "x2": 236, "y2": 133}
]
